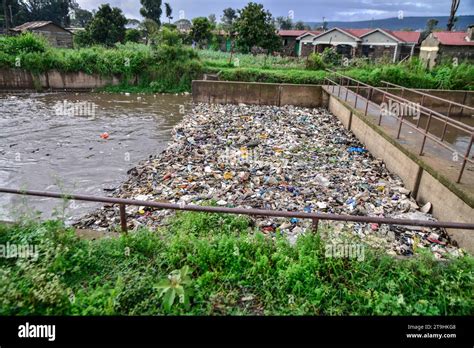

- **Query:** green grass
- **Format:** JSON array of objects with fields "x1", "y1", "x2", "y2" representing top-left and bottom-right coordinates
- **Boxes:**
[{"x1": 1, "y1": 212, "x2": 473, "y2": 315}]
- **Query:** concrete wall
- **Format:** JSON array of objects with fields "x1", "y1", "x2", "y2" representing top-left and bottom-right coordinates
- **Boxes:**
[
  {"x1": 0, "y1": 68, "x2": 123, "y2": 91},
  {"x1": 192, "y1": 80, "x2": 473, "y2": 253},
  {"x1": 353, "y1": 86, "x2": 473, "y2": 117},
  {"x1": 193, "y1": 80, "x2": 322, "y2": 108},
  {"x1": 326, "y1": 92, "x2": 474, "y2": 253}
]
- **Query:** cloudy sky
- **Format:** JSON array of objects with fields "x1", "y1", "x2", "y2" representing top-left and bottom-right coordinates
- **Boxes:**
[{"x1": 76, "y1": 0, "x2": 474, "y2": 22}]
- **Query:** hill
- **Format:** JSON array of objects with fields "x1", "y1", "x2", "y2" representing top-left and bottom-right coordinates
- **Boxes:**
[{"x1": 307, "y1": 15, "x2": 474, "y2": 31}]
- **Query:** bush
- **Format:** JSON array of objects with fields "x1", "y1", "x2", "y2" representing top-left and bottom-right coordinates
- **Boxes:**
[
  {"x1": 125, "y1": 29, "x2": 142, "y2": 43},
  {"x1": 0, "y1": 214, "x2": 473, "y2": 315},
  {"x1": 305, "y1": 53, "x2": 325, "y2": 70},
  {"x1": 0, "y1": 33, "x2": 48, "y2": 55},
  {"x1": 321, "y1": 47, "x2": 341, "y2": 67}
]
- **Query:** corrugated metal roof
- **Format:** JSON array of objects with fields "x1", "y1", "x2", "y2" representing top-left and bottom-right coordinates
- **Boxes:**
[
  {"x1": 12, "y1": 21, "x2": 72, "y2": 34},
  {"x1": 279, "y1": 30, "x2": 320, "y2": 37},
  {"x1": 433, "y1": 31, "x2": 474, "y2": 46}
]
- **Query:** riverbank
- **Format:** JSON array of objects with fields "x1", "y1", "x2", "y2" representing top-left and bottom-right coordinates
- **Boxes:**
[
  {"x1": 1, "y1": 216, "x2": 473, "y2": 315},
  {"x1": 75, "y1": 103, "x2": 465, "y2": 259}
]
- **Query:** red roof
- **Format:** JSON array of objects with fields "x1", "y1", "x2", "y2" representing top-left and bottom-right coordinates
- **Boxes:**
[
  {"x1": 279, "y1": 30, "x2": 320, "y2": 37},
  {"x1": 343, "y1": 29, "x2": 372, "y2": 38},
  {"x1": 433, "y1": 31, "x2": 474, "y2": 46},
  {"x1": 387, "y1": 31, "x2": 421, "y2": 43}
]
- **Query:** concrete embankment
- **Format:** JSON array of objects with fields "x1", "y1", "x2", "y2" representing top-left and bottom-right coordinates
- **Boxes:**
[
  {"x1": 192, "y1": 80, "x2": 474, "y2": 253},
  {"x1": 0, "y1": 68, "x2": 125, "y2": 91}
]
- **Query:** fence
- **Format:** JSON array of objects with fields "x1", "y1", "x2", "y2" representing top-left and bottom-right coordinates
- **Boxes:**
[
  {"x1": 323, "y1": 70, "x2": 474, "y2": 183},
  {"x1": 1, "y1": 188, "x2": 473, "y2": 233}
]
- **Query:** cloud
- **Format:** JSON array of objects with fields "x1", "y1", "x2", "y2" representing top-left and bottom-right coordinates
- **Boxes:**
[{"x1": 76, "y1": 0, "x2": 473, "y2": 22}]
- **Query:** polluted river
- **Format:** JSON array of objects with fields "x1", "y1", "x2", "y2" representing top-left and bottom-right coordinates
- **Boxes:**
[
  {"x1": 0, "y1": 92, "x2": 468, "y2": 259},
  {"x1": 0, "y1": 92, "x2": 191, "y2": 222}
]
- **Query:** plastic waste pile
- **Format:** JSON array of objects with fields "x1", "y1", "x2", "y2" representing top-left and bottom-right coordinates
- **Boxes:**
[{"x1": 76, "y1": 103, "x2": 462, "y2": 259}]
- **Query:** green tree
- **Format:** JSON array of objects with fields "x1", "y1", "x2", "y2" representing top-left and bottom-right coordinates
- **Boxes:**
[
  {"x1": 276, "y1": 16, "x2": 293, "y2": 30},
  {"x1": 140, "y1": 0, "x2": 162, "y2": 26},
  {"x1": 125, "y1": 28, "x2": 142, "y2": 43},
  {"x1": 208, "y1": 13, "x2": 216, "y2": 28},
  {"x1": 70, "y1": 2, "x2": 93, "y2": 28},
  {"x1": 294, "y1": 21, "x2": 310, "y2": 30},
  {"x1": 164, "y1": 2, "x2": 172, "y2": 24},
  {"x1": 234, "y1": 2, "x2": 281, "y2": 54},
  {"x1": 190, "y1": 16, "x2": 212, "y2": 48},
  {"x1": 426, "y1": 18, "x2": 439, "y2": 32},
  {"x1": 87, "y1": 4, "x2": 127, "y2": 46}
]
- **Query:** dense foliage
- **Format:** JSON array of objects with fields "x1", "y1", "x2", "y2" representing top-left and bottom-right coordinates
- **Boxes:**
[{"x1": 0, "y1": 212, "x2": 472, "y2": 315}]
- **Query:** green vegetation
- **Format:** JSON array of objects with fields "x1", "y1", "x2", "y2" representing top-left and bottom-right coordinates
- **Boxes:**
[
  {"x1": 1, "y1": 33, "x2": 472, "y2": 93},
  {"x1": 1, "y1": 212, "x2": 473, "y2": 315},
  {"x1": 0, "y1": 33, "x2": 202, "y2": 93}
]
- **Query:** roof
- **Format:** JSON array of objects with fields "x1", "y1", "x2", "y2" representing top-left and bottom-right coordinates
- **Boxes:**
[
  {"x1": 312, "y1": 28, "x2": 363, "y2": 41},
  {"x1": 279, "y1": 30, "x2": 320, "y2": 37},
  {"x1": 12, "y1": 21, "x2": 72, "y2": 34},
  {"x1": 432, "y1": 31, "x2": 474, "y2": 46},
  {"x1": 388, "y1": 31, "x2": 421, "y2": 43},
  {"x1": 359, "y1": 28, "x2": 421, "y2": 43}
]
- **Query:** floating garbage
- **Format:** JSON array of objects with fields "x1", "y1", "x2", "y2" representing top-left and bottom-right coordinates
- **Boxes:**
[
  {"x1": 75, "y1": 103, "x2": 462, "y2": 259},
  {"x1": 100, "y1": 132, "x2": 109, "y2": 139}
]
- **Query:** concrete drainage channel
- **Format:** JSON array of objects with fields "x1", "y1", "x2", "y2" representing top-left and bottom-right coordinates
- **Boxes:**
[{"x1": 192, "y1": 80, "x2": 474, "y2": 254}]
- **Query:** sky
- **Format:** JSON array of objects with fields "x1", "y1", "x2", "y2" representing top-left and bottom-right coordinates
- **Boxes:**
[{"x1": 76, "y1": 0, "x2": 474, "y2": 22}]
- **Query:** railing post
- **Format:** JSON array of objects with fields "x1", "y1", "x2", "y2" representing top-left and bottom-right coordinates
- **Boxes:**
[
  {"x1": 457, "y1": 134, "x2": 473, "y2": 183},
  {"x1": 419, "y1": 111, "x2": 432, "y2": 156},
  {"x1": 312, "y1": 218, "x2": 319, "y2": 233},
  {"x1": 345, "y1": 78, "x2": 349, "y2": 101},
  {"x1": 440, "y1": 103, "x2": 452, "y2": 142},
  {"x1": 354, "y1": 82, "x2": 359, "y2": 108},
  {"x1": 378, "y1": 93, "x2": 386, "y2": 125},
  {"x1": 119, "y1": 204, "x2": 128, "y2": 233},
  {"x1": 364, "y1": 88, "x2": 370, "y2": 116}
]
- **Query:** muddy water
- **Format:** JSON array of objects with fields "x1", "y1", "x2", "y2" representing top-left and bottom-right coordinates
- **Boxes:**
[{"x1": 0, "y1": 92, "x2": 191, "y2": 222}]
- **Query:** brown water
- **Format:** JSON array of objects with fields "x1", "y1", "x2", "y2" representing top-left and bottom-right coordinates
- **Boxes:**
[{"x1": 0, "y1": 92, "x2": 191, "y2": 222}]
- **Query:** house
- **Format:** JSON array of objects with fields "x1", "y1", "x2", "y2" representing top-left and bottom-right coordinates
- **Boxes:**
[
  {"x1": 174, "y1": 19, "x2": 192, "y2": 33},
  {"x1": 11, "y1": 21, "x2": 73, "y2": 48},
  {"x1": 279, "y1": 30, "x2": 320, "y2": 56},
  {"x1": 419, "y1": 25, "x2": 474, "y2": 69},
  {"x1": 294, "y1": 27, "x2": 421, "y2": 62}
]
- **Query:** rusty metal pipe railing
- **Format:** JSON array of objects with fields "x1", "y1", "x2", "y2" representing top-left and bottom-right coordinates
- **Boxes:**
[
  {"x1": 1, "y1": 188, "x2": 474, "y2": 233},
  {"x1": 381, "y1": 80, "x2": 474, "y2": 115},
  {"x1": 323, "y1": 75, "x2": 474, "y2": 183}
]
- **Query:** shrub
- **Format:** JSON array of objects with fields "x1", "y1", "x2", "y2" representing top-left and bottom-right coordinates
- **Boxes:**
[{"x1": 306, "y1": 53, "x2": 325, "y2": 70}]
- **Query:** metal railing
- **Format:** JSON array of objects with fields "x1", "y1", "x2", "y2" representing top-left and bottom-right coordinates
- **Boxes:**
[
  {"x1": 324, "y1": 70, "x2": 474, "y2": 183},
  {"x1": 381, "y1": 80, "x2": 474, "y2": 118},
  {"x1": 1, "y1": 188, "x2": 474, "y2": 233}
]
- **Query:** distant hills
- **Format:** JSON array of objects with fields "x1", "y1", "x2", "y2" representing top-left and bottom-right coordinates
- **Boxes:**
[{"x1": 307, "y1": 15, "x2": 474, "y2": 31}]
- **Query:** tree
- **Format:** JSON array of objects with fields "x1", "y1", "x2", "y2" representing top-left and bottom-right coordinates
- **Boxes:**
[
  {"x1": 447, "y1": 0, "x2": 460, "y2": 31},
  {"x1": 425, "y1": 18, "x2": 439, "y2": 32},
  {"x1": 70, "y1": 2, "x2": 93, "y2": 28},
  {"x1": 140, "y1": 0, "x2": 162, "y2": 27},
  {"x1": 190, "y1": 16, "x2": 212, "y2": 48},
  {"x1": 87, "y1": 4, "x2": 127, "y2": 46},
  {"x1": 208, "y1": 14, "x2": 216, "y2": 28},
  {"x1": 294, "y1": 21, "x2": 310, "y2": 30},
  {"x1": 221, "y1": 7, "x2": 237, "y2": 28},
  {"x1": 234, "y1": 2, "x2": 281, "y2": 54},
  {"x1": 125, "y1": 28, "x2": 142, "y2": 42},
  {"x1": 276, "y1": 16, "x2": 293, "y2": 30},
  {"x1": 12, "y1": 0, "x2": 73, "y2": 27},
  {"x1": 164, "y1": 2, "x2": 172, "y2": 24}
]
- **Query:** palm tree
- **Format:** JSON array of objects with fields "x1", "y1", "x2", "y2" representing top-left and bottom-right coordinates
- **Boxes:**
[
  {"x1": 165, "y1": 2, "x2": 172, "y2": 24},
  {"x1": 447, "y1": 0, "x2": 460, "y2": 31}
]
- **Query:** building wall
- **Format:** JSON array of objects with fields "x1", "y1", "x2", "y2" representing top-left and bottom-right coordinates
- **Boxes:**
[
  {"x1": 313, "y1": 30, "x2": 358, "y2": 46},
  {"x1": 281, "y1": 36, "x2": 298, "y2": 56},
  {"x1": 32, "y1": 24, "x2": 73, "y2": 48}
]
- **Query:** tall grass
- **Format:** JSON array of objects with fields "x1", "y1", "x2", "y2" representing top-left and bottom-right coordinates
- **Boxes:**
[{"x1": 0, "y1": 212, "x2": 472, "y2": 315}]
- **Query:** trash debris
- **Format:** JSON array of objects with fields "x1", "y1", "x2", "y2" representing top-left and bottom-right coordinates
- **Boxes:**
[
  {"x1": 100, "y1": 132, "x2": 109, "y2": 139},
  {"x1": 75, "y1": 103, "x2": 461, "y2": 259}
]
